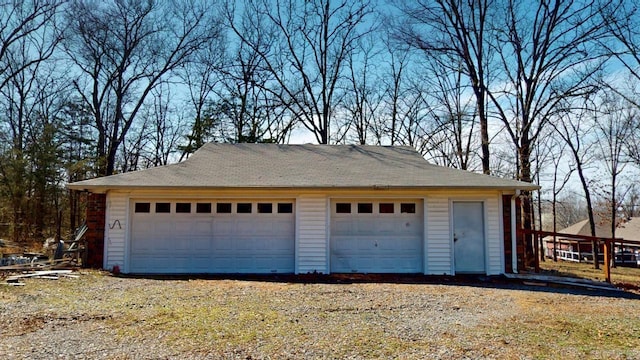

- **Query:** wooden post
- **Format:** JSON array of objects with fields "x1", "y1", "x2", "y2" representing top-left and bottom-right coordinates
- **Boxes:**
[
  {"x1": 534, "y1": 232, "x2": 540, "y2": 273},
  {"x1": 603, "y1": 240, "x2": 611, "y2": 283}
]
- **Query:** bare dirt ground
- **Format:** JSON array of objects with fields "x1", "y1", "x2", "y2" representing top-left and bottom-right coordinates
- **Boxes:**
[{"x1": 1, "y1": 271, "x2": 639, "y2": 359}]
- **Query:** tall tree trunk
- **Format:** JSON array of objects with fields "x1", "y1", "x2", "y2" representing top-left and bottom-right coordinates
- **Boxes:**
[
  {"x1": 552, "y1": 198, "x2": 558, "y2": 262},
  {"x1": 476, "y1": 89, "x2": 490, "y2": 175},
  {"x1": 577, "y1": 164, "x2": 599, "y2": 269},
  {"x1": 611, "y1": 174, "x2": 617, "y2": 268},
  {"x1": 520, "y1": 137, "x2": 535, "y2": 268},
  {"x1": 537, "y1": 189, "x2": 544, "y2": 262}
]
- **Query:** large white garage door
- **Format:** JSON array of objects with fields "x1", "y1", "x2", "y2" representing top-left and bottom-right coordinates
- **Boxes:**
[
  {"x1": 130, "y1": 200, "x2": 295, "y2": 274},
  {"x1": 330, "y1": 199, "x2": 424, "y2": 273}
]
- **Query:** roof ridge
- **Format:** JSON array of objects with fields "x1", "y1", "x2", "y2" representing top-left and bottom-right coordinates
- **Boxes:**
[{"x1": 68, "y1": 143, "x2": 539, "y2": 191}]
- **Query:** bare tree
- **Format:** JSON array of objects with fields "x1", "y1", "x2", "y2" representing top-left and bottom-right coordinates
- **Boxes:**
[
  {"x1": 398, "y1": 0, "x2": 494, "y2": 174},
  {"x1": 177, "y1": 24, "x2": 226, "y2": 158},
  {"x1": 401, "y1": 0, "x2": 614, "y2": 267},
  {"x1": 338, "y1": 35, "x2": 384, "y2": 145},
  {"x1": 545, "y1": 136, "x2": 574, "y2": 261},
  {"x1": 390, "y1": 88, "x2": 431, "y2": 154},
  {"x1": 0, "y1": 1, "x2": 63, "y2": 92},
  {"x1": 59, "y1": 98, "x2": 95, "y2": 232},
  {"x1": 487, "y1": 0, "x2": 612, "y2": 266},
  {"x1": 599, "y1": 1, "x2": 640, "y2": 106},
  {"x1": 620, "y1": 184, "x2": 640, "y2": 218},
  {"x1": 552, "y1": 106, "x2": 600, "y2": 268},
  {"x1": 0, "y1": 64, "x2": 68, "y2": 242},
  {"x1": 126, "y1": 84, "x2": 185, "y2": 169},
  {"x1": 229, "y1": 0, "x2": 374, "y2": 144},
  {"x1": 554, "y1": 195, "x2": 588, "y2": 229},
  {"x1": 0, "y1": 0, "x2": 65, "y2": 243},
  {"x1": 64, "y1": 0, "x2": 223, "y2": 176},
  {"x1": 213, "y1": 34, "x2": 294, "y2": 144},
  {"x1": 597, "y1": 2, "x2": 640, "y2": 168},
  {"x1": 593, "y1": 91, "x2": 635, "y2": 266},
  {"x1": 356, "y1": 29, "x2": 429, "y2": 149},
  {"x1": 420, "y1": 56, "x2": 480, "y2": 171},
  {"x1": 491, "y1": 0, "x2": 609, "y2": 179},
  {"x1": 378, "y1": 30, "x2": 414, "y2": 146},
  {"x1": 532, "y1": 130, "x2": 554, "y2": 262}
]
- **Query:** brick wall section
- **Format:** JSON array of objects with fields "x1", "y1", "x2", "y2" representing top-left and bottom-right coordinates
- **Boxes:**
[
  {"x1": 85, "y1": 193, "x2": 106, "y2": 268},
  {"x1": 502, "y1": 195, "x2": 513, "y2": 273},
  {"x1": 515, "y1": 196, "x2": 525, "y2": 271}
]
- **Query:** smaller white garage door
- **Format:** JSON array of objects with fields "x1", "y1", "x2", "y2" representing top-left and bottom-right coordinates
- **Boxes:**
[
  {"x1": 130, "y1": 200, "x2": 295, "y2": 274},
  {"x1": 330, "y1": 200, "x2": 424, "y2": 273}
]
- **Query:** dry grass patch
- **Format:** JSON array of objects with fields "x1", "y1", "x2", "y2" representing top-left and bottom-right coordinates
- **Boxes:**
[
  {"x1": 498, "y1": 291, "x2": 639, "y2": 358},
  {"x1": 539, "y1": 260, "x2": 640, "y2": 288}
]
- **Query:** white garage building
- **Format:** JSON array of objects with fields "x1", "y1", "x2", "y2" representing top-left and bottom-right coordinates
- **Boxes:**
[{"x1": 68, "y1": 143, "x2": 537, "y2": 275}]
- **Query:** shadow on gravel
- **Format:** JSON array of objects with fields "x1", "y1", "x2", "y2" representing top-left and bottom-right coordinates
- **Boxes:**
[{"x1": 115, "y1": 273, "x2": 640, "y2": 300}]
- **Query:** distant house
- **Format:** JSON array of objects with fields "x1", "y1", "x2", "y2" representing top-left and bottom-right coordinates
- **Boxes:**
[
  {"x1": 68, "y1": 143, "x2": 537, "y2": 275},
  {"x1": 544, "y1": 217, "x2": 640, "y2": 265}
]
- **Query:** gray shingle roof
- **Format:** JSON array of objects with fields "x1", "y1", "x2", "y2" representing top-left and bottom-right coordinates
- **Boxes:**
[
  {"x1": 548, "y1": 217, "x2": 640, "y2": 242},
  {"x1": 67, "y1": 143, "x2": 539, "y2": 191}
]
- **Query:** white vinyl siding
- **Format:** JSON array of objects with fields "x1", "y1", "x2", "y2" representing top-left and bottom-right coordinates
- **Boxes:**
[
  {"x1": 425, "y1": 196, "x2": 452, "y2": 274},
  {"x1": 296, "y1": 195, "x2": 328, "y2": 274},
  {"x1": 105, "y1": 192, "x2": 127, "y2": 271},
  {"x1": 485, "y1": 196, "x2": 503, "y2": 275}
]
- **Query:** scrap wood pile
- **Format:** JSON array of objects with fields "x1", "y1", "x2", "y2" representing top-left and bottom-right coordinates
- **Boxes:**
[
  {"x1": 0, "y1": 245, "x2": 83, "y2": 272},
  {"x1": 3, "y1": 269, "x2": 80, "y2": 286},
  {"x1": 0, "y1": 223, "x2": 87, "y2": 274},
  {"x1": 1, "y1": 257, "x2": 82, "y2": 286},
  {"x1": 0, "y1": 256, "x2": 81, "y2": 271}
]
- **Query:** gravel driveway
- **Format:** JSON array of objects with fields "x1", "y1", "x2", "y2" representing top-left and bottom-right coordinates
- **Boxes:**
[{"x1": 1, "y1": 271, "x2": 639, "y2": 359}]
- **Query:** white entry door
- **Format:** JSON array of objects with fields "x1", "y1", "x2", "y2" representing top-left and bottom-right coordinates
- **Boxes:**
[{"x1": 453, "y1": 201, "x2": 486, "y2": 274}]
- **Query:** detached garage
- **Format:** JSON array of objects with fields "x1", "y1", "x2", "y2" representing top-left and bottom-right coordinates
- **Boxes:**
[{"x1": 69, "y1": 143, "x2": 537, "y2": 275}]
